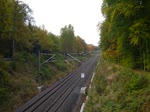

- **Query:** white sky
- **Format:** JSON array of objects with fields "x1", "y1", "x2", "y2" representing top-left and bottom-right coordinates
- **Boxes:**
[{"x1": 21, "y1": 0, "x2": 105, "y2": 46}]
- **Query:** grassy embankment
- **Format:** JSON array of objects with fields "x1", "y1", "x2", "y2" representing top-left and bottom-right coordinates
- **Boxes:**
[
  {"x1": 84, "y1": 58, "x2": 150, "y2": 112},
  {"x1": 0, "y1": 52, "x2": 86, "y2": 112}
]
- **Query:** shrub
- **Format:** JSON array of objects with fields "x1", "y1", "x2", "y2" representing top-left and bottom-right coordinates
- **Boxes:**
[
  {"x1": 121, "y1": 54, "x2": 135, "y2": 68},
  {"x1": 126, "y1": 74, "x2": 148, "y2": 91},
  {"x1": 15, "y1": 51, "x2": 35, "y2": 62},
  {"x1": 0, "y1": 69, "x2": 11, "y2": 106},
  {"x1": 55, "y1": 60, "x2": 67, "y2": 71},
  {"x1": 55, "y1": 54, "x2": 67, "y2": 71},
  {"x1": 0, "y1": 88, "x2": 10, "y2": 105},
  {"x1": 41, "y1": 66, "x2": 53, "y2": 82}
]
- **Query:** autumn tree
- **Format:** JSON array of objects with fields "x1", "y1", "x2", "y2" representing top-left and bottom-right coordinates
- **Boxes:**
[
  {"x1": 87, "y1": 44, "x2": 96, "y2": 52},
  {"x1": 0, "y1": 0, "x2": 34, "y2": 57},
  {"x1": 75, "y1": 36, "x2": 87, "y2": 53}
]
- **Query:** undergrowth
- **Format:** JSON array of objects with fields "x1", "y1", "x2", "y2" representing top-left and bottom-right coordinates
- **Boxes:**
[
  {"x1": 84, "y1": 58, "x2": 150, "y2": 112},
  {"x1": 0, "y1": 52, "x2": 80, "y2": 112}
]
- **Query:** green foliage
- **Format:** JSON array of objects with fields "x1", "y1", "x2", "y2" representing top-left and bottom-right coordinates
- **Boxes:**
[
  {"x1": 126, "y1": 73, "x2": 148, "y2": 91},
  {"x1": 0, "y1": 88, "x2": 10, "y2": 105},
  {"x1": 55, "y1": 54, "x2": 67, "y2": 71},
  {"x1": 60, "y1": 24, "x2": 88, "y2": 53},
  {"x1": 129, "y1": 19, "x2": 150, "y2": 46},
  {"x1": 60, "y1": 24, "x2": 75, "y2": 53},
  {"x1": 100, "y1": 0, "x2": 150, "y2": 71},
  {"x1": 0, "y1": 69, "x2": 11, "y2": 106},
  {"x1": 48, "y1": 33, "x2": 61, "y2": 52},
  {"x1": 55, "y1": 60, "x2": 67, "y2": 71},
  {"x1": 15, "y1": 51, "x2": 35, "y2": 62},
  {"x1": 0, "y1": 60, "x2": 38, "y2": 111},
  {"x1": 85, "y1": 58, "x2": 150, "y2": 112},
  {"x1": 41, "y1": 66, "x2": 53, "y2": 81},
  {"x1": 120, "y1": 53, "x2": 135, "y2": 68},
  {"x1": 0, "y1": 69, "x2": 11, "y2": 87},
  {"x1": 0, "y1": 60, "x2": 16, "y2": 73}
]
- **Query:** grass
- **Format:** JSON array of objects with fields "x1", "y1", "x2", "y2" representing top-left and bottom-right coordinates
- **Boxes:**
[{"x1": 84, "y1": 58, "x2": 150, "y2": 112}]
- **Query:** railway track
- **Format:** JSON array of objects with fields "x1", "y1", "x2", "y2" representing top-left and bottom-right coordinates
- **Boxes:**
[{"x1": 16, "y1": 54, "x2": 99, "y2": 112}]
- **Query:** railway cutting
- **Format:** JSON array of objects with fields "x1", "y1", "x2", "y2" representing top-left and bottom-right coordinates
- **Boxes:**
[{"x1": 16, "y1": 54, "x2": 99, "y2": 112}]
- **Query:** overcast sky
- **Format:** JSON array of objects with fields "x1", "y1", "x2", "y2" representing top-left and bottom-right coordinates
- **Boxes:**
[{"x1": 21, "y1": 0, "x2": 105, "y2": 46}]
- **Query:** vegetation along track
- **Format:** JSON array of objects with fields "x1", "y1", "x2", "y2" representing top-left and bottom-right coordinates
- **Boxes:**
[{"x1": 16, "y1": 54, "x2": 99, "y2": 112}]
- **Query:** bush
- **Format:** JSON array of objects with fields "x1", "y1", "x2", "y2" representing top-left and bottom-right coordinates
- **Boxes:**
[
  {"x1": 55, "y1": 54, "x2": 67, "y2": 71},
  {"x1": 126, "y1": 74, "x2": 148, "y2": 91},
  {"x1": 0, "y1": 88, "x2": 10, "y2": 105},
  {"x1": 0, "y1": 69, "x2": 11, "y2": 86},
  {"x1": 15, "y1": 51, "x2": 35, "y2": 62},
  {"x1": 0, "y1": 69, "x2": 11, "y2": 106},
  {"x1": 41, "y1": 66, "x2": 53, "y2": 81},
  {"x1": 55, "y1": 60, "x2": 67, "y2": 71},
  {"x1": 121, "y1": 54, "x2": 135, "y2": 68}
]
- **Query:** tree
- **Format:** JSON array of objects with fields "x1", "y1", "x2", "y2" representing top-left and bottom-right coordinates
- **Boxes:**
[
  {"x1": 0, "y1": 0, "x2": 34, "y2": 57},
  {"x1": 87, "y1": 44, "x2": 96, "y2": 52},
  {"x1": 100, "y1": 0, "x2": 150, "y2": 70},
  {"x1": 48, "y1": 33, "x2": 60, "y2": 52},
  {"x1": 60, "y1": 24, "x2": 75, "y2": 53},
  {"x1": 31, "y1": 26, "x2": 54, "y2": 54},
  {"x1": 75, "y1": 36, "x2": 87, "y2": 53}
]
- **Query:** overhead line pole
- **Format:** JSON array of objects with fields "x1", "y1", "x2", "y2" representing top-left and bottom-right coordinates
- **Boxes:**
[
  {"x1": 38, "y1": 50, "x2": 56, "y2": 92},
  {"x1": 38, "y1": 50, "x2": 41, "y2": 87}
]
